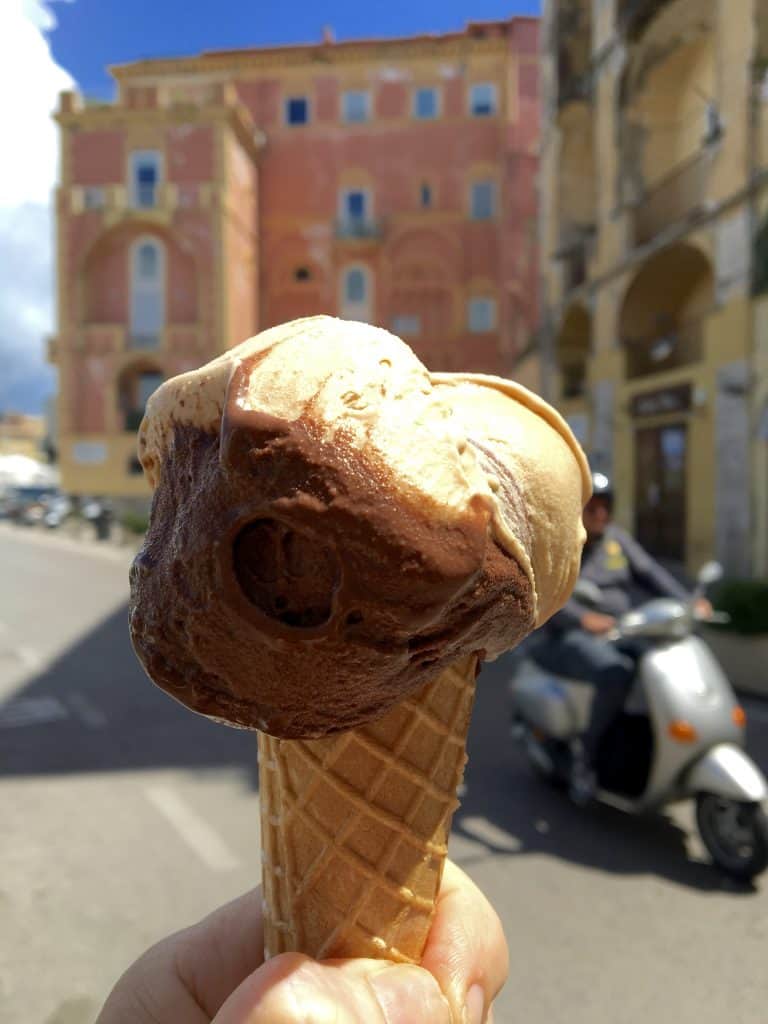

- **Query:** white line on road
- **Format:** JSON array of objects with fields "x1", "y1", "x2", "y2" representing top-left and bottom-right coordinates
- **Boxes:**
[
  {"x1": 0, "y1": 695, "x2": 69, "y2": 729},
  {"x1": 66, "y1": 692, "x2": 108, "y2": 728},
  {"x1": 459, "y1": 815, "x2": 523, "y2": 853},
  {"x1": 15, "y1": 646, "x2": 43, "y2": 671},
  {"x1": 145, "y1": 784, "x2": 241, "y2": 873}
]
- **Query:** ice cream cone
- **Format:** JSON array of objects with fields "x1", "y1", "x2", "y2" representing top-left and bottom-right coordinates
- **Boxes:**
[{"x1": 257, "y1": 653, "x2": 479, "y2": 963}]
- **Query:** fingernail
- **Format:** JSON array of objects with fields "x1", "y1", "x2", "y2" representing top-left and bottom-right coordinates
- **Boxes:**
[
  {"x1": 465, "y1": 983, "x2": 486, "y2": 1024},
  {"x1": 369, "y1": 965, "x2": 450, "y2": 1023}
]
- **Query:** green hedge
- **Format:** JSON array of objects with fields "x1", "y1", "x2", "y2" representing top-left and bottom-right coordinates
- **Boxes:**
[
  {"x1": 710, "y1": 579, "x2": 768, "y2": 636},
  {"x1": 120, "y1": 511, "x2": 149, "y2": 535}
]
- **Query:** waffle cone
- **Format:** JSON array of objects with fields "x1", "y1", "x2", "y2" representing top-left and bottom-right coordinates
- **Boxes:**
[{"x1": 257, "y1": 654, "x2": 478, "y2": 964}]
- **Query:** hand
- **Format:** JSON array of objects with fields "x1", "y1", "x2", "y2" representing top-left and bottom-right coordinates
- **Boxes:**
[
  {"x1": 95, "y1": 859, "x2": 506, "y2": 1024},
  {"x1": 580, "y1": 611, "x2": 616, "y2": 635},
  {"x1": 694, "y1": 597, "x2": 714, "y2": 620}
]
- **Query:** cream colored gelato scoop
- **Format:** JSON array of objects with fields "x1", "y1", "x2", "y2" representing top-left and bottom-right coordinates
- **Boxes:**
[{"x1": 130, "y1": 315, "x2": 590, "y2": 737}]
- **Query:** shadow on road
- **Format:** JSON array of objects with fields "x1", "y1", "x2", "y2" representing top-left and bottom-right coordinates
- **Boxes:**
[
  {"x1": 0, "y1": 602, "x2": 258, "y2": 787},
  {"x1": 454, "y1": 652, "x2": 759, "y2": 895}
]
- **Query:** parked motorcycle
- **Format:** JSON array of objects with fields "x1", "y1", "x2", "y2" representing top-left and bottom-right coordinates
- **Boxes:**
[{"x1": 510, "y1": 562, "x2": 768, "y2": 881}]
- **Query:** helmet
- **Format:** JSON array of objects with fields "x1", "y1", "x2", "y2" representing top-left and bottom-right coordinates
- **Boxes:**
[{"x1": 590, "y1": 471, "x2": 613, "y2": 506}]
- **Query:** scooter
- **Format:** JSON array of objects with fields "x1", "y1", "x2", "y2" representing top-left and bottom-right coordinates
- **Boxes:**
[{"x1": 510, "y1": 562, "x2": 768, "y2": 881}]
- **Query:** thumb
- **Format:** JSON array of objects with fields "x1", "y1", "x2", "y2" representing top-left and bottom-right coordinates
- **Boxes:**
[{"x1": 213, "y1": 953, "x2": 452, "y2": 1024}]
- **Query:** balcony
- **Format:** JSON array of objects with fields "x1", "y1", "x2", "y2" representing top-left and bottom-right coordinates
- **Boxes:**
[
  {"x1": 334, "y1": 218, "x2": 384, "y2": 242},
  {"x1": 618, "y1": 0, "x2": 674, "y2": 40},
  {"x1": 71, "y1": 183, "x2": 185, "y2": 226},
  {"x1": 624, "y1": 320, "x2": 703, "y2": 379},
  {"x1": 632, "y1": 151, "x2": 710, "y2": 248}
]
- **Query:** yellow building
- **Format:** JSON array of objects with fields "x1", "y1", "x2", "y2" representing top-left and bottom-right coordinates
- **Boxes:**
[{"x1": 540, "y1": 0, "x2": 768, "y2": 578}]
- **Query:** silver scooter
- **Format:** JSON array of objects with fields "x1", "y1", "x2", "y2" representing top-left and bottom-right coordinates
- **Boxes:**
[{"x1": 510, "y1": 562, "x2": 768, "y2": 881}]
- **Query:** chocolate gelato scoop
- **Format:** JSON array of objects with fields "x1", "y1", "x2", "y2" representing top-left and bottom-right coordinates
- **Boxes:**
[{"x1": 129, "y1": 316, "x2": 590, "y2": 738}]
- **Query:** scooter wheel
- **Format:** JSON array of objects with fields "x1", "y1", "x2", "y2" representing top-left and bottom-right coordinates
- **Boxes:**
[{"x1": 696, "y1": 794, "x2": 768, "y2": 882}]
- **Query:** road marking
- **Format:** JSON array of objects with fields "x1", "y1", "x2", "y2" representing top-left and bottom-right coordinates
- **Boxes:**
[
  {"x1": 0, "y1": 695, "x2": 69, "y2": 729},
  {"x1": 66, "y1": 692, "x2": 108, "y2": 728},
  {"x1": 15, "y1": 647, "x2": 42, "y2": 671},
  {"x1": 459, "y1": 815, "x2": 523, "y2": 853},
  {"x1": 145, "y1": 784, "x2": 240, "y2": 872}
]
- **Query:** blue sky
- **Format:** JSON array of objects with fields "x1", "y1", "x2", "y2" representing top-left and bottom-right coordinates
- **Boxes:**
[{"x1": 49, "y1": 0, "x2": 540, "y2": 98}]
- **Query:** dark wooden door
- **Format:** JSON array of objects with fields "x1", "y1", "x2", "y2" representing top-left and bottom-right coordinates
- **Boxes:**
[{"x1": 634, "y1": 423, "x2": 687, "y2": 561}]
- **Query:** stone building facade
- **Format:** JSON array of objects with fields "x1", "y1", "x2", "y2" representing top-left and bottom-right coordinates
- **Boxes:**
[
  {"x1": 540, "y1": 0, "x2": 768, "y2": 577},
  {"x1": 50, "y1": 18, "x2": 540, "y2": 501}
]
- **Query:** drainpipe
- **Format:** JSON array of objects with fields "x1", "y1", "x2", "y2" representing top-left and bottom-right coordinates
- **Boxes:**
[{"x1": 747, "y1": 3, "x2": 761, "y2": 578}]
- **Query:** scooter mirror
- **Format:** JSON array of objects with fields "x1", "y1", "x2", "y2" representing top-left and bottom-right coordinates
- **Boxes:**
[{"x1": 698, "y1": 561, "x2": 723, "y2": 586}]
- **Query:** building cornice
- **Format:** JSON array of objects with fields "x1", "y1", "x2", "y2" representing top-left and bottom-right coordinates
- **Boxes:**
[{"x1": 110, "y1": 20, "x2": 533, "y2": 81}]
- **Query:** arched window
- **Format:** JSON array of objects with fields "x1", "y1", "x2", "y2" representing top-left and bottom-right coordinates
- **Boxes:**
[
  {"x1": 130, "y1": 237, "x2": 165, "y2": 349},
  {"x1": 340, "y1": 265, "x2": 372, "y2": 321},
  {"x1": 119, "y1": 364, "x2": 163, "y2": 432}
]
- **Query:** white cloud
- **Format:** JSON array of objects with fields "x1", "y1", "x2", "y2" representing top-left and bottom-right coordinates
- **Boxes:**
[{"x1": 0, "y1": 0, "x2": 74, "y2": 414}]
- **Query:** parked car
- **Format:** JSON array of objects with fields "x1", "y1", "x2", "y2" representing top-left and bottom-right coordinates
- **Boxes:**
[{"x1": 3, "y1": 485, "x2": 59, "y2": 525}]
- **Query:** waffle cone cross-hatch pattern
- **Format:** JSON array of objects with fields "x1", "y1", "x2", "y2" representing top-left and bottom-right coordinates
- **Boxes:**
[{"x1": 257, "y1": 654, "x2": 478, "y2": 963}]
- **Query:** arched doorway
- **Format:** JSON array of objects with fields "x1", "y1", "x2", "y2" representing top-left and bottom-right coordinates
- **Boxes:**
[
  {"x1": 620, "y1": 242, "x2": 713, "y2": 379},
  {"x1": 620, "y1": 242, "x2": 714, "y2": 561}
]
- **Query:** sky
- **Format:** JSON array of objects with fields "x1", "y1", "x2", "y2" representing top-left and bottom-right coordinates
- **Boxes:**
[{"x1": 1, "y1": 0, "x2": 540, "y2": 416}]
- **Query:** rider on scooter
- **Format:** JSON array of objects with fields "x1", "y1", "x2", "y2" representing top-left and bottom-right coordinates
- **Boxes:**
[{"x1": 529, "y1": 471, "x2": 713, "y2": 803}]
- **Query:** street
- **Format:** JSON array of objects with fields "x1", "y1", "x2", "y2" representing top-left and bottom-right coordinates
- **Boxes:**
[{"x1": 2, "y1": 525, "x2": 768, "y2": 1024}]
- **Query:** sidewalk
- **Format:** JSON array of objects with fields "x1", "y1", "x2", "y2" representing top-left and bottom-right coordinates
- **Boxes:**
[
  {"x1": 0, "y1": 519, "x2": 143, "y2": 560},
  {"x1": 702, "y1": 626, "x2": 768, "y2": 701}
]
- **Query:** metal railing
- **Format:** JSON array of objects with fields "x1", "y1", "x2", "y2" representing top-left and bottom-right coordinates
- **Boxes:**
[
  {"x1": 624, "y1": 320, "x2": 703, "y2": 379},
  {"x1": 127, "y1": 333, "x2": 161, "y2": 351},
  {"x1": 334, "y1": 218, "x2": 384, "y2": 241},
  {"x1": 632, "y1": 150, "x2": 710, "y2": 247}
]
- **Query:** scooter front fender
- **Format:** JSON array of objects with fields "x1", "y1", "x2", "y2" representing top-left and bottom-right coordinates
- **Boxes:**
[{"x1": 685, "y1": 744, "x2": 768, "y2": 803}]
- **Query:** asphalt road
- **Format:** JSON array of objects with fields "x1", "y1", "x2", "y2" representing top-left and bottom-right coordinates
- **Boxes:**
[{"x1": 2, "y1": 524, "x2": 768, "y2": 1024}]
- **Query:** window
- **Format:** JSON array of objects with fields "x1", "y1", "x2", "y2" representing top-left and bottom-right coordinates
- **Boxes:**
[
  {"x1": 338, "y1": 188, "x2": 373, "y2": 237},
  {"x1": 285, "y1": 96, "x2": 309, "y2": 125},
  {"x1": 413, "y1": 87, "x2": 439, "y2": 120},
  {"x1": 470, "y1": 83, "x2": 497, "y2": 117},
  {"x1": 138, "y1": 371, "x2": 163, "y2": 408},
  {"x1": 420, "y1": 182, "x2": 432, "y2": 208},
  {"x1": 468, "y1": 298, "x2": 497, "y2": 333},
  {"x1": 470, "y1": 180, "x2": 496, "y2": 220},
  {"x1": 84, "y1": 186, "x2": 106, "y2": 209},
  {"x1": 340, "y1": 265, "x2": 373, "y2": 320},
  {"x1": 130, "y1": 238, "x2": 164, "y2": 348},
  {"x1": 391, "y1": 315, "x2": 421, "y2": 337},
  {"x1": 130, "y1": 151, "x2": 160, "y2": 209},
  {"x1": 343, "y1": 90, "x2": 370, "y2": 123},
  {"x1": 121, "y1": 368, "x2": 163, "y2": 431},
  {"x1": 345, "y1": 268, "x2": 367, "y2": 304}
]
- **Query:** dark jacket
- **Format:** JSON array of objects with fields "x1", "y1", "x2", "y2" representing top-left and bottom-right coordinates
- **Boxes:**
[{"x1": 547, "y1": 524, "x2": 690, "y2": 633}]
